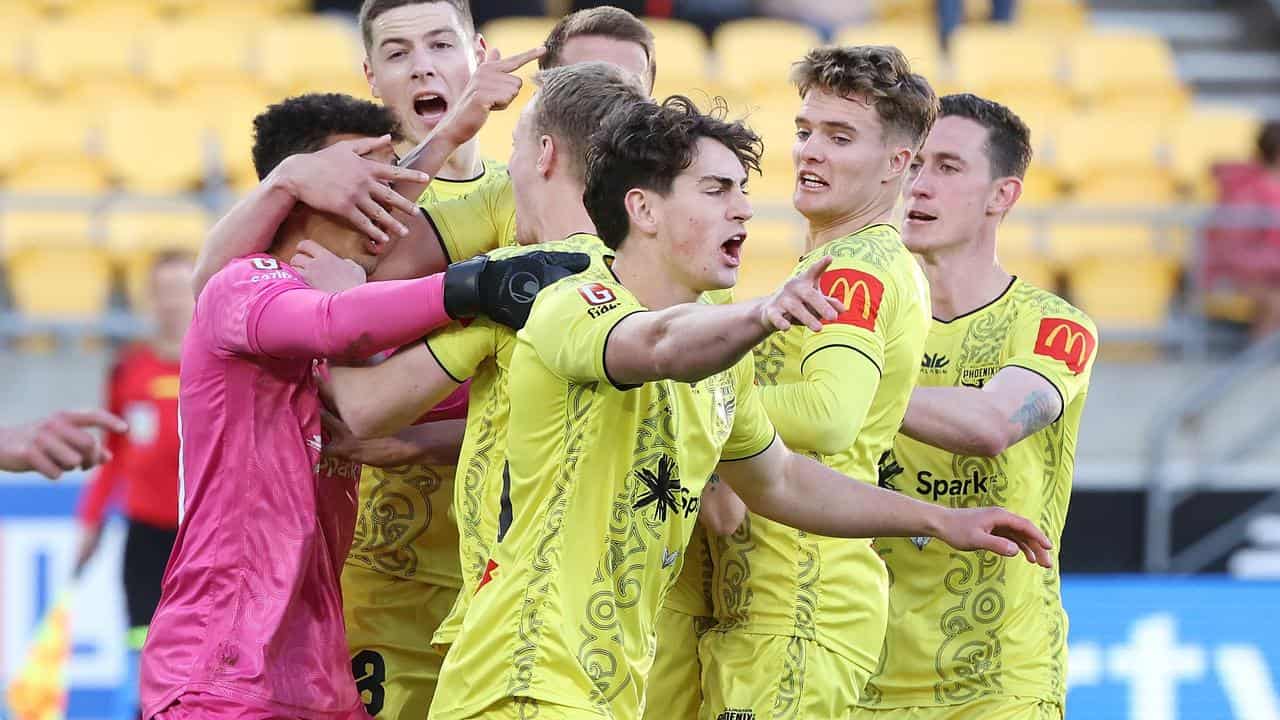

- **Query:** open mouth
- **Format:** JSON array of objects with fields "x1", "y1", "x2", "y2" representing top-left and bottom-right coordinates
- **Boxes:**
[
  {"x1": 413, "y1": 94, "x2": 448, "y2": 120},
  {"x1": 797, "y1": 171, "x2": 828, "y2": 189},
  {"x1": 721, "y1": 234, "x2": 746, "y2": 266},
  {"x1": 906, "y1": 210, "x2": 937, "y2": 223}
]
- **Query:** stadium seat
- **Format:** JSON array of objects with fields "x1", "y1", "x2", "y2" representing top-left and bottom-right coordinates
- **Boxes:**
[
  {"x1": 1169, "y1": 108, "x2": 1261, "y2": 198},
  {"x1": 0, "y1": 101, "x2": 109, "y2": 193},
  {"x1": 1066, "y1": 253, "x2": 1178, "y2": 329},
  {"x1": 648, "y1": 18, "x2": 712, "y2": 99},
  {"x1": 29, "y1": 22, "x2": 147, "y2": 95},
  {"x1": 1067, "y1": 30, "x2": 1189, "y2": 113},
  {"x1": 872, "y1": 0, "x2": 932, "y2": 22},
  {"x1": 737, "y1": 217, "x2": 804, "y2": 299},
  {"x1": 1, "y1": 209, "x2": 96, "y2": 255},
  {"x1": 1051, "y1": 111, "x2": 1176, "y2": 204},
  {"x1": 950, "y1": 26, "x2": 1069, "y2": 110},
  {"x1": 103, "y1": 105, "x2": 209, "y2": 193},
  {"x1": 998, "y1": 221, "x2": 1058, "y2": 290},
  {"x1": 258, "y1": 18, "x2": 366, "y2": 95},
  {"x1": 143, "y1": 19, "x2": 258, "y2": 93},
  {"x1": 739, "y1": 100, "x2": 797, "y2": 203},
  {"x1": 833, "y1": 22, "x2": 944, "y2": 89},
  {"x1": 213, "y1": 102, "x2": 267, "y2": 189},
  {"x1": 1044, "y1": 222, "x2": 1156, "y2": 261},
  {"x1": 478, "y1": 15, "x2": 553, "y2": 82},
  {"x1": 0, "y1": 26, "x2": 31, "y2": 90},
  {"x1": 7, "y1": 247, "x2": 113, "y2": 319},
  {"x1": 176, "y1": 0, "x2": 307, "y2": 19},
  {"x1": 106, "y1": 205, "x2": 207, "y2": 307},
  {"x1": 713, "y1": 19, "x2": 822, "y2": 103},
  {"x1": 62, "y1": 0, "x2": 166, "y2": 22},
  {"x1": 1014, "y1": 0, "x2": 1088, "y2": 29}
]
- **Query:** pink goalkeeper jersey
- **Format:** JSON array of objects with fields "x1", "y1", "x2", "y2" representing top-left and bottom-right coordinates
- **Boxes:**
[{"x1": 142, "y1": 253, "x2": 450, "y2": 720}]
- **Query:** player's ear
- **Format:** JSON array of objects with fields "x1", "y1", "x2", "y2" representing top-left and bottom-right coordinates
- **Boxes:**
[
  {"x1": 471, "y1": 32, "x2": 488, "y2": 68},
  {"x1": 885, "y1": 146, "x2": 913, "y2": 184},
  {"x1": 988, "y1": 176, "x2": 1022, "y2": 216},
  {"x1": 536, "y1": 134, "x2": 556, "y2": 179},
  {"x1": 623, "y1": 188, "x2": 658, "y2": 236},
  {"x1": 364, "y1": 58, "x2": 379, "y2": 99}
]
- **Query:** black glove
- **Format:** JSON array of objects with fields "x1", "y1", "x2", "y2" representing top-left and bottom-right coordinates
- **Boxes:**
[{"x1": 443, "y1": 250, "x2": 592, "y2": 329}]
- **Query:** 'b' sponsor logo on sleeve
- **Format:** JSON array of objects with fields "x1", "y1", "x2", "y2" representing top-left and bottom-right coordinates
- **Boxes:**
[
  {"x1": 819, "y1": 269, "x2": 884, "y2": 331},
  {"x1": 1034, "y1": 317, "x2": 1095, "y2": 374}
]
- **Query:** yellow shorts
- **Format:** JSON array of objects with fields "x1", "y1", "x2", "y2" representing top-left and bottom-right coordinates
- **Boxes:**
[
  {"x1": 461, "y1": 698, "x2": 602, "y2": 720},
  {"x1": 699, "y1": 630, "x2": 870, "y2": 720},
  {"x1": 849, "y1": 696, "x2": 1063, "y2": 720},
  {"x1": 343, "y1": 562, "x2": 460, "y2": 719},
  {"x1": 644, "y1": 608, "x2": 709, "y2": 720}
]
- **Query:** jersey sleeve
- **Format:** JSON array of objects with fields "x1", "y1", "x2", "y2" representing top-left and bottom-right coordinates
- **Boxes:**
[
  {"x1": 1001, "y1": 308, "x2": 1099, "y2": 409},
  {"x1": 425, "y1": 319, "x2": 502, "y2": 383},
  {"x1": 423, "y1": 174, "x2": 516, "y2": 262},
  {"x1": 518, "y1": 276, "x2": 645, "y2": 387},
  {"x1": 204, "y1": 257, "x2": 310, "y2": 356},
  {"x1": 800, "y1": 255, "x2": 894, "y2": 374},
  {"x1": 721, "y1": 355, "x2": 778, "y2": 462}
]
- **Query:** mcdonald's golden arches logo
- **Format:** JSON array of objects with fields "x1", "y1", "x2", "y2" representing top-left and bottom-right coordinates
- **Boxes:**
[
  {"x1": 818, "y1": 268, "x2": 884, "y2": 330},
  {"x1": 1034, "y1": 317, "x2": 1095, "y2": 374}
]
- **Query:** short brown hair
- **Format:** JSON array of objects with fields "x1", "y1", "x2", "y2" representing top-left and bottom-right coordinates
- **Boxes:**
[
  {"x1": 529, "y1": 61, "x2": 649, "y2": 181},
  {"x1": 541, "y1": 6, "x2": 656, "y2": 89},
  {"x1": 791, "y1": 45, "x2": 938, "y2": 148},
  {"x1": 358, "y1": 0, "x2": 474, "y2": 52}
]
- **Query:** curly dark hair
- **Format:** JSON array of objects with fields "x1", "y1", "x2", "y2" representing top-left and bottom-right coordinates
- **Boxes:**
[
  {"x1": 251, "y1": 93, "x2": 398, "y2": 180},
  {"x1": 791, "y1": 45, "x2": 938, "y2": 148},
  {"x1": 939, "y1": 93, "x2": 1033, "y2": 179},
  {"x1": 583, "y1": 95, "x2": 763, "y2": 251}
]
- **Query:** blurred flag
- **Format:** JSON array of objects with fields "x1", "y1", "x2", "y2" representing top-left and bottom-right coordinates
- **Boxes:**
[{"x1": 5, "y1": 590, "x2": 71, "y2": 720}]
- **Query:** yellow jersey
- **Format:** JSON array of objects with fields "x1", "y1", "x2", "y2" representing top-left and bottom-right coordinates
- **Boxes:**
[
  {"x1": 709, "y1": 223, "x2": 931, "y2": 672},
  {"x1": 424, "y1": 233, "x2": 615, "y2": 647},
  {"x1": 860, "y1": 277, "x2": 1097, "y2": 709},
  {"x1": 422, "y1": 159, "x2": 517, "y2": 262},
  {"x1": 345, "y1": 158, "x2": 509, "y2": 588},
  {"x1": 431, "y1": 267, "x2": 777, "y2": 720}
]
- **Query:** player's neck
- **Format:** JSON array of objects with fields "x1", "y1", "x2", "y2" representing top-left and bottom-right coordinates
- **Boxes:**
[
  {"x1": 401, "y1": 136, "x2": 483, "y2": 181},
  {"x1": 803, "y1": 199, "x2": 895, "y2": 251},
  {"x1": 533, "y1": 186, "x2": 595, "y2": 242},
  {"x1": 920, "y1": 238, "x2": 1011, "y2": 322},
  {"x1": 611, "y1": 239, "x2": 699, "y2": 310}
]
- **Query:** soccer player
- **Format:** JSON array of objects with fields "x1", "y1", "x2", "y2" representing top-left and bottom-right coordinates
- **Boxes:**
[
  {"x1": 0, "y1": 410, "x2": 126, "y2": 479},
  {"x1": 138, "y1": 93, "x2": 586, "y2": 720},
  {"x1": 426, "y1": 96, "x2": 1053, "y2": 720},
  {"x1": 74, "y1": 251, "x2": 193, "y2": 720},
  {"x1": 851, "y1": 94, "x2": 1096, "y2": 720},
  {"x1": 697, "y1": 45, "x2": 937, "y2": 719}
]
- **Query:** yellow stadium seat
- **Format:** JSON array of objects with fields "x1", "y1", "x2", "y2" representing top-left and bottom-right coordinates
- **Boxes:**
[
  {"x1": 1, "y1": 209, "x2": 96, "y2": 255},
  {"x1": 647, "y1": 18, "x2": 711, "y2": 98},
  {"x1": 998, "y1": 221, "x2": 1057, "y2": 289},
  {"x1": 1051, "y1": 111, "x2": 1175, "y2": 204},
  {"x1": 103, "y1": 105, "x2": 209, "y2": 193},
  {"x1": 106, "y1": 205, "x2": 207, "y2": 307},
  {"x1": 737, "y1": 217, "x2": 804, "y2": 299},
  {"x1": 1067, "y1": 30, "x2": 1188, "y2": 113},
  {"x1": 144, "y1": 19, "x2": 258, "y2": 92},
  {"x1": 1044, "y1": 222, "x2": 1156, "y2": 262},
  {"x1": 713, "y1": 19, "x2": 822, "y2": 103},
  {"x1": 29, "y1": 22, "x2": 146, "y2": 94},
  {"x1": 833, "y1": 22, "x2": 944, "y2": 87},
  {"x1": 872, "y1": 0, "x2": 931, "y2": 22},
  {"x1": 5, "y1": 164, "x2": 112, "y2": 194},
  {"x1": 0, "y1": 102, "x2": 109, "y2": 191},
  {"x1": 1066, "y1": 253, "x2": 1179, "y2": 329},
  {"x1": 177, "y1": 0, "x2": 306, "y2": 19},
  {"x1": 951, "y1": 26, "x2": 1068, "y2": 108},
  {"x1": 8, "y1": 247, "x2": 113, "y2": 319},
  {"x1": 214, "y1": 99, "x2": 269, "y2": 188},
  {"x1": 1170, "y1": 107, "x2": 1261, "y2": 198},
  {"x1": 0, "y1": 26, "x2": 32, "y2": 88},
  {"x1": 62, "y1": 0, "x2": 166, "y2": 22},
  {"x1": 258, "y1": 18, "x2": 366, "y2": 94},
  {"x1": 65, "y1": 80, "x2": 160, "y2": 108},
  {"x1": 739, "y1": 100, "x2": 797, "y2": 201},
  {"x1": 1014, "y1": 0, "x2": 1087, "y2": 30}
]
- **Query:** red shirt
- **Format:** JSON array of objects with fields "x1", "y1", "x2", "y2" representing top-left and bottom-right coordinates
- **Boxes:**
[{"x1": 77, "y1": 343, "x2": 182, "y2": 530}]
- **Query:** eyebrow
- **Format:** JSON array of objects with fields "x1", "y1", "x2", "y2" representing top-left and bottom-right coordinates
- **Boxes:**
[
  {"x1": 699, "y1": 174, "x2": 744, "y2": 189},
  {"x1": 930, "y1": 151, "x2": 966, "y2": 164},
  {"x1": 378, "y1": 27, "x2": 458, "y2": 50},
  {"x1": 794, "y1": 116, "x2": 858, "y2": 135}
]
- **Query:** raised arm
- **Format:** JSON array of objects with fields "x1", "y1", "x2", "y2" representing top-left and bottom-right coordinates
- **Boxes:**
[
  {"x1": 716, "y1": 438, "x2": 1053, "y2": 567},
  {"x1": 604, "y1": 257, "x2": 842, "y2": 386},
  {"x1": 193, "y1": 136, "x2": 433, "y2": 295},
  {"x1": 901, "y1": 366, "x2": 1062, "y2": 457}
]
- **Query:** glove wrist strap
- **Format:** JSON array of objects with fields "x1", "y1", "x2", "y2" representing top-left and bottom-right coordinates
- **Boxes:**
[{"x1": 443, "y1": 255, "x2": 488, "y2": 319}]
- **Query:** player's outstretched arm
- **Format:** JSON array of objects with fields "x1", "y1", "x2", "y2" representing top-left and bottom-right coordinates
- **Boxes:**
[
  {"x1": 699, "y1": 474, "x2": 747, "y2": 536},
  {"x1": 604, "y1": 257, "x2": 843, "y2": 386},
  {"x1": 717, "y1": 439, "x2": 1054, "y2": 567},
  {"x1": 757, "y1": 348, "x2": 879, "y2": 456},
  {"x1": 327, "y1": 346, "x2": 463, "y2": 439},
  {"x1": 193, "y1": 136, "x2": 433, "y2": 296},
  {"x1": 901, "y1": 367, "x2": 1062, "y2": 457},
  {"x1": 0, "y1": 410, "x2": 128, "y2": 480}
]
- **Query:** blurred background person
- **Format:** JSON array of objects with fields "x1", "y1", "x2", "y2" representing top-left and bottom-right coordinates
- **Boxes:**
[{"x1": 73, "y1": 251, "x2": 193, "y2": 720}]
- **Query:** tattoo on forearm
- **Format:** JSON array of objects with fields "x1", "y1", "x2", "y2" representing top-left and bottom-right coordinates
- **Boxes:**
[{"x1": 1010, "y1": 390, "x2": 1057, "y2": 439}]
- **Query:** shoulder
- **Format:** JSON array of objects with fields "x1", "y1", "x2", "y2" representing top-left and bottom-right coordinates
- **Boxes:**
[
  {"x1": 199, "y1": 255, "x2": 301, "y2": 309},
  {"x1": 1010, "y1": 279, "x2": 1095, "y2": 332}
]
